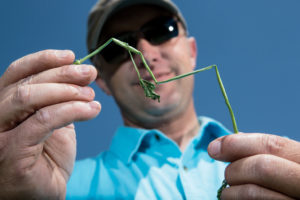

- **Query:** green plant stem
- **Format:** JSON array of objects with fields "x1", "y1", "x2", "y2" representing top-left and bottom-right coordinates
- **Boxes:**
[
  {"x1": 74, "y1": 38, "x2": 239, "y2": 199},
  {"x1": 157, "y1": 65, "x2": 214, "y2": 84},
  {"x1": 157, "y1": 65, "x2": 238, "y2": 134},
  {"x1": 74, "y1": 38, "x2": 131, "y2": 64},
  {"x1": 75, "y1": 36, "x2": 238, "y2": 135},
  {"x1": 214, "y1": 66, "x2": 239, "y2": 134},
  {"x1": 159, "y1": 65, "x2": 239, "y2": 200},
  {"x1": 128, "y1": 50, "x2": 141, "y2": 80},
  {"x1": 217, "y1": 180, "x2": 228, "y2": 199}
]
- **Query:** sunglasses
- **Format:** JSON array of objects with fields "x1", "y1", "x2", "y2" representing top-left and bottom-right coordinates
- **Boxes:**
[{"x1": 99, "y1": 16, "x2": 179, "y2": 64}]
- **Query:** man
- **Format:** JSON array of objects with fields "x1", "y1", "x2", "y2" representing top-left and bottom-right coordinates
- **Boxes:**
[{"x1": 0, "y1": 0, "x2": 299, "y2": 199}]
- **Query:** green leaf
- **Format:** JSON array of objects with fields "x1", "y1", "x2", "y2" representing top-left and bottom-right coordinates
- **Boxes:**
[{"x1": 139, "y1": 79, "x2": 160, "y2": 102}]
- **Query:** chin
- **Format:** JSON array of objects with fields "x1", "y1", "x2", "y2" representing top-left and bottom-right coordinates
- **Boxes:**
[{"x1": 143, "y1": 91, "x2": 182, "y2": 116}]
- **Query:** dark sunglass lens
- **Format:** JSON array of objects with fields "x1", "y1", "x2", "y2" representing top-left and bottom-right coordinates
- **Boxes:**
[
  {"x1": 117, "y1": 32, "x2": 137, "y2": 48},
  {"x1": 101, "y1": 32, "x2": 137, "y2": 64},
  {"x1": 101, "y1": 42, "x2": 128, "y2": 64},
  {"x1": 100, "y1": 17, "x2": 178, "y2": 64},
  {"x1": 144, "y1": 17, "x2": 178, "y2": 45}
]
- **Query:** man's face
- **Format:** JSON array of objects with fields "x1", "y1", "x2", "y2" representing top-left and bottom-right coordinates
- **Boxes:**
[{"x1": 96, "y1": 5, "x2": 197, "y2": 128}]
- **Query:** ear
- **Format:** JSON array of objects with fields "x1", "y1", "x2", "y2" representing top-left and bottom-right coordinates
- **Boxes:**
[
  {"x1": 95, "y1": 76, "x2": 112, "y2": 96},
  {"x1": 187, "y1": 37, "x2": 197, "y2": 70},
  {"x1": 92, "y1": 56, "x2": 113, "y2": 96}
]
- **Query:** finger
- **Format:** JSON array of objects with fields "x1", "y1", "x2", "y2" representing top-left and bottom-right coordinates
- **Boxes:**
[
  {"x1": 221, "y1": 184, "x2": 294, "y2": 200},
  {"x1": 0, "y1": 50, "x2": 75, "y2": 88},
  {"x1": 225, "y1": 154, "x2": 300, "y2": 198},
  {"x1": 11, "y1": 100, "x2": 101, "y2": 147},
  {"x1": 19, "y1": 64, "x2": 97, "y2": 86},
  {"x1": 0, "y1": 83, "x2": 95, "y2": 132},
  {"x1": 43, "y1": 125, "x2": 76, "y2": 181},
  {"x1": 208, "y1": 133, "x2": 300, "y2": 164}
]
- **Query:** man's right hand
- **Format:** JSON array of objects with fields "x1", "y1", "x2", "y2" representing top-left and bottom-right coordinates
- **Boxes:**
[{"x1": 0, "y1": 50, "x2": 101, "y2": 199}]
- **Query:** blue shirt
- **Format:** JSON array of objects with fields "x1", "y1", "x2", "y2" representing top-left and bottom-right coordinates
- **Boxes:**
[{"x1": 66, "y1": 116, "x2": 231, "y2": 200}]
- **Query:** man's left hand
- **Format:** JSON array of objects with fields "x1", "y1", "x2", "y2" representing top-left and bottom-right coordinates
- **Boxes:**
[{"x1": 208, "y1": 133, "x2": 300, "y2": 200}]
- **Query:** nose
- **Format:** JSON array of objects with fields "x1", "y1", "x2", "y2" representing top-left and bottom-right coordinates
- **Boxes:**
[{"x1": 136, "y1": 38, "x2": 161, "y2": 69}]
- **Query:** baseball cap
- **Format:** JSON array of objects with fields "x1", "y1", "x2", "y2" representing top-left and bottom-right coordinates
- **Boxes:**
[{"x1": 87, "y1": 0, "x2": 187, "y2": 53}]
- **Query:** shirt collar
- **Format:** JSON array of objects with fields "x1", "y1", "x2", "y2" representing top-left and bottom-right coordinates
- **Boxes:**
[
  {"x1": 109, "y1": 116, "x2": 232, "y2": 165},
  {"x1": 109, "y1": 126, "x2": 158, "y2": 164},
  {"x1": 195, "y1": 116, "x2": 232, "y2": 142}
]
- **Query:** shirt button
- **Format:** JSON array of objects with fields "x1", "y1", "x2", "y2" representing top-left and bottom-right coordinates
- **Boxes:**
[
  {"x1": 183, "y1": 166, "x2": 188, "y2": 172},
  {"x1": 155, "y1": 134, "x2": 160, "y2": 141}
]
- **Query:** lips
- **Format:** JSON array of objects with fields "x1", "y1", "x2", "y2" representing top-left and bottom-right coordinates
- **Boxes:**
[
  {"x1": 132, "y1": 71, "x2": 173, "y2": 85},
  {"x1": 153, "y1": 71, "x2": 174, "y2": 82}
]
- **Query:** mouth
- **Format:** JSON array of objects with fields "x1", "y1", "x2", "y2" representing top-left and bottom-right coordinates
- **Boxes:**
[{"x1": 132, "y1": 71, "x2": 174, "y2": 86}]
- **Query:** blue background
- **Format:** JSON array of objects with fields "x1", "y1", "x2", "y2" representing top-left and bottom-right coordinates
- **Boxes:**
[{"x1": 1, "y1": 0, "x2": 299, "y2": 160}]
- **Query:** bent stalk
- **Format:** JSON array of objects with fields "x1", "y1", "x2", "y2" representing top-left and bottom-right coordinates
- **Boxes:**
[{"x1": 74, "y1": 38, "x2": 239, "y2": 199}]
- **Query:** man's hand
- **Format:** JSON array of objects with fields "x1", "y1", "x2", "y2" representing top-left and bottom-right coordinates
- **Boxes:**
[
  {"x1": 208, "y1": 133, "x2": 300, "y2": 200},
  {"x1": 0, "y1": 50, "x2": 101, "y2": 199}
]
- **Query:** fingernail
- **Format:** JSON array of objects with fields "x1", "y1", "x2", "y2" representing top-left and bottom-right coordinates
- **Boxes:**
[
  {"x1": 75, "y1": 65, "x2": 91, "y2": 75},
  {"x1": 209, "y1": 140, "x2": 221, "y2": 157},
  {"x1": 56, "y1": 50, "x2": 71, "y2": 59},
  {"x1": 88, "y1": 101, "x2": 101, "y2": 109},
  {"x1": 80, "y1": 87, "x2": 93, "y2": 96}
]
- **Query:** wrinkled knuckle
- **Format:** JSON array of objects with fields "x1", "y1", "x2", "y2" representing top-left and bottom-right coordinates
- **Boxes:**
[
  {"x1": 59, "y1": 65, "x2": 74, "y2": 80},
  {"x1": 35, "y1": 109, "x2": 51, "y2": 128},
  {"x1": 263, "y1": 134, "x2": 286, "y2": 154},
  {"x1": 243, "y1": 184, "x2": 259, "y2": 199},
  {"x1": 254, "y1": 155, "x2": 275, "y2": 179},
  {"x1": 39, "y1": 50, "x2": 56, "y2": 65},
  {"x1": 24, "y1": 75, "x2": 35, "y2": 85},
  {"x1": 72, "y1": 101, "x2": 84, "y2": 112},
  {"x1": 44, "y1": 49, "x2": 56, "y2": 60},
  {"x1": 72, "y1": 101, "x2": 93, "y2": 115},
  {"x1": 64, "y1": 84, "x2": 80, "y2": 97},
  {"x1": 18, "y1": 75, "x2": 35, "y2": 86},
  {"x1": 13, "y1": 85, "x2": 31, "y2": 105}
]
